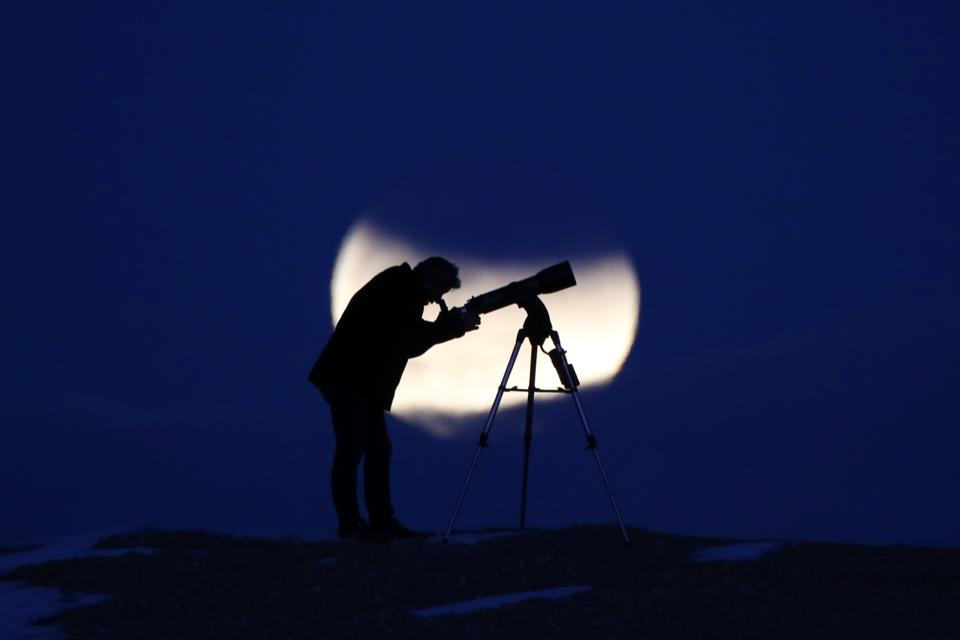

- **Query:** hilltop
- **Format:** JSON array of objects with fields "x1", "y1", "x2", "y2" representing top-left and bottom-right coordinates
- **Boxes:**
[{"x1": 3, "y1": 525, "x2": 959, "y2": 639}]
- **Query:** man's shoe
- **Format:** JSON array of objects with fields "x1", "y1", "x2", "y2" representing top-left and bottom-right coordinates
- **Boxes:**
[
  {"x1": 337, "y1": 519, "x2": 373, "y2": 541},
  {"x1": 370, "y1": 517, "x2": 422, "y2": 540}
]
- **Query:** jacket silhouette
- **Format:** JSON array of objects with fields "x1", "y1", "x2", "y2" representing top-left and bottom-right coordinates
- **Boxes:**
[{"x1": 309, "y1": 262, "x2": 466, "y2": 410}]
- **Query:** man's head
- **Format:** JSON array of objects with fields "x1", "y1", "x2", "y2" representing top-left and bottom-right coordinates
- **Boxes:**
[{"x1": 413, "y1": 256, "x2": 461, "y2": 304}]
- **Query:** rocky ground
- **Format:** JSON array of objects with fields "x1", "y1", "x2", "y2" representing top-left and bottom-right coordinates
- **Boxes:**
[{"x1": 3, "y1": 525, "x2": 959, "y2": 639}]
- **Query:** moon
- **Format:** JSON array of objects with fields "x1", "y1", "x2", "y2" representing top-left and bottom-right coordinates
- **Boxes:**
[{"x1": 331, "y1": 219, "x2": 642, "y2": 437}]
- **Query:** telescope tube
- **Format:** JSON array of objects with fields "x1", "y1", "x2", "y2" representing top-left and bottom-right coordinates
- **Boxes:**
[{"x1": 462, "y1": 261, "x2": 576, "y2": 315}]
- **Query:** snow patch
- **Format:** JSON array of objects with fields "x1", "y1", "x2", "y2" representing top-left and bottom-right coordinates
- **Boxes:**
[
  {"x1": 427, "y1": 530, "x2": 523, "y2": 545},
  {"x1": 0, "y1": 530, "x2": 155, "y2": 576},
  {"x1": 0, "y1": 583, "x2": 108, "y2": 640},
  {"x1": 411, "y1": 586, "x2": 592, "y2": 617},
  {"x1": 691, "y1": 541, "x2": 784, "y2": 562},
  {"x1": 0, "y1": 531, "x2": 155, "y2": 639}
]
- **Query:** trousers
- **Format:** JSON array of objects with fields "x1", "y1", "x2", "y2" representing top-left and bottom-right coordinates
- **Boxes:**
[{"x1": 328, "y1": 396, "x2": 394, "y2": 527}]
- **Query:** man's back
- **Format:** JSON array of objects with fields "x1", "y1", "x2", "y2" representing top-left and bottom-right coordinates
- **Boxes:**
[{"x1": 309, "y1": 264, "x2": 420, "y2": 409}]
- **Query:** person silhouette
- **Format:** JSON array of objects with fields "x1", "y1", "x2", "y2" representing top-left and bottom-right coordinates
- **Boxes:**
[{"x1": 309, "y1": 257, "x2": 481, "y2": 540}]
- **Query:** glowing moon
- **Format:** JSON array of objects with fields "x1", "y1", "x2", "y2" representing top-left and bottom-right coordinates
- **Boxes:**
[{"x1": 331, "y1": 219, "x2": 641, "y2": 437}]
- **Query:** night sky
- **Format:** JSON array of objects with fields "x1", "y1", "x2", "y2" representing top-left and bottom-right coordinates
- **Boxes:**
[{"x1": 3, "y1": 2, "x2": 958, "y2": 547}]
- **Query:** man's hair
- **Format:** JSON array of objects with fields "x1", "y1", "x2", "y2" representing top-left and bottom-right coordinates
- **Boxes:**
[{"x1": 414, "y1": 256, "x2": 461, "y2": 289}]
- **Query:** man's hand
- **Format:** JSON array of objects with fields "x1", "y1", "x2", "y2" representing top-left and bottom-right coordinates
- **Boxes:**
[
  {"x1": 436, "y1": 306, "x2": 481, "y2": 338},
  {"x1": 458, "y1": 309, "x2": 481, "y2": 332}
]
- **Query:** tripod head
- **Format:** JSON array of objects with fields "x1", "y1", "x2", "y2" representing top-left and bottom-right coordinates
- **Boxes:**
[{"x1": 517, "y1": 294, "x2": 553, "y2": 347}]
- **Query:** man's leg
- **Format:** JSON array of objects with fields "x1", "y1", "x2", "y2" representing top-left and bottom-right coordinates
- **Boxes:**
[
  {"x1": 363, "y1": 407, "x2": 395, "y2": 527},
  {"x1": 329, "y1": 399, "x2": 367, "y2": 528}
]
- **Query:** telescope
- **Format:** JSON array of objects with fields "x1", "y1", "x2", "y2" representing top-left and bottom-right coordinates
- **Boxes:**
[
  {"x1": 460, "y1": 261, "x2": 576, "y2": 315},
  {"x1": 441, "y1": 257, "x2": 632, "y2": 544},
  {"x1": 440, "y1": 260, "x2": 576, "y2": 349}
]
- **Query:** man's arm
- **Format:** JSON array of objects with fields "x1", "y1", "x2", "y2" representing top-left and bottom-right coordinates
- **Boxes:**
[{"x1": 402, "y1": 308, "x2": 479, "y2": 358}]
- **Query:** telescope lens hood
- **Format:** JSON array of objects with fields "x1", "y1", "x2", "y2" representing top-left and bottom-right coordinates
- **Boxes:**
[{"x1": 533, "y1": 261, "x2": 576, "y2": 294}]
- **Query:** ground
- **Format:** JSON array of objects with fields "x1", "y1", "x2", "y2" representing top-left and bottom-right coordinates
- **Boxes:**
[{"x1": 3, "y1": 525, "x2": 959, "y2": 639}]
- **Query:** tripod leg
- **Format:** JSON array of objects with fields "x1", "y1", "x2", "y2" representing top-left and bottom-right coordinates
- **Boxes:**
[
  {"x1": 519, "y1": 342, "x2": 537, "y2": 530},
  {"x1": 551, "y1": 332, "x2": 631, "y2": 544},
  {"x1": 443, "y1": 330, "x2": 526, "y2": 542}
]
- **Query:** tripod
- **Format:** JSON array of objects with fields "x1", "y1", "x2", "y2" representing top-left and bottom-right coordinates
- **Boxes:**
[{"x1": 442, "y1": 296, "x2": 631, "y2": 544}]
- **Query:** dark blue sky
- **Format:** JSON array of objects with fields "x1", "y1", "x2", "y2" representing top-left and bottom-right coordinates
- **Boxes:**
[{"x1": 2, "y1": 2, "x2": 958, "y2": 546}]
